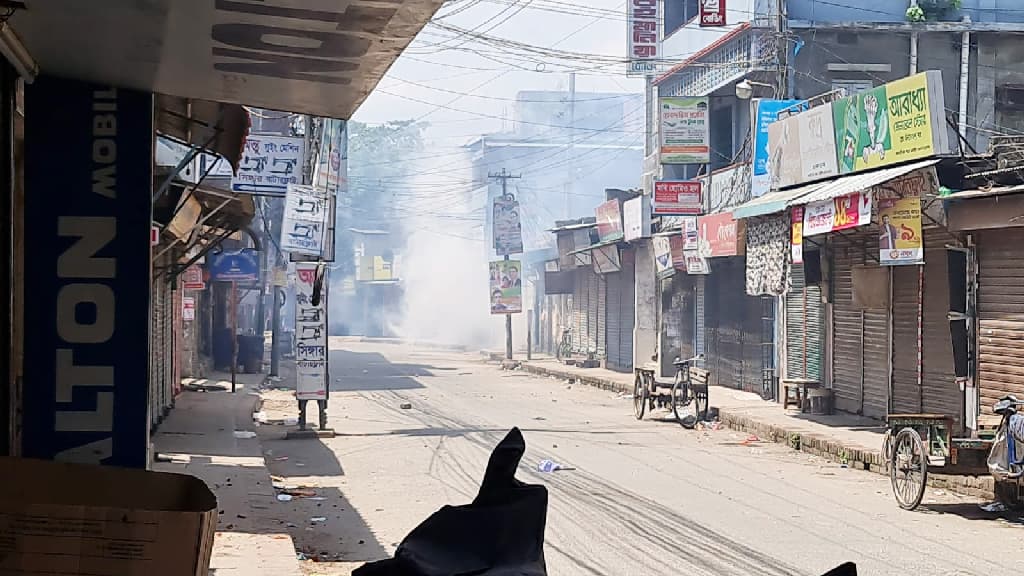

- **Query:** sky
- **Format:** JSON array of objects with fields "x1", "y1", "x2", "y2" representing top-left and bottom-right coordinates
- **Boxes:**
[{"x1": 352, "y1": 0, "x2": 647, "y2": 144}]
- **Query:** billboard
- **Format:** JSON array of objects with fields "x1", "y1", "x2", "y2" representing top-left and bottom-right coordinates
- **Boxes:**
[
  {"x1": 489, "y1": 260, "x2": 523, "y2": 314},
  {"x1": 767, "y1": 102, "x2": 839, "y2": 189},
  {"x1": 232, "y1": 134, "x2": 305, "y2": 194},
  {"x1": 752, "y1": 99, "x2": 807, "y2": 197},
  {"x1": 209, "y1": 248, "x2": 260, "y2": 282},
  {"x1": 659, "y1": 97, "x2": 710, "y2": 164},
  {"x1": 627, "y1": 0, "x2": 661, "y2": 76}
]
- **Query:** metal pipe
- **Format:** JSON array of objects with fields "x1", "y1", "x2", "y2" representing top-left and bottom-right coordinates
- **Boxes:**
[
  {"x1": 958, "y1": 26, "x2": 971, "y2": 142},
  {"x1": 910, "y1": 32, "x2": 918, "y2": 74}
]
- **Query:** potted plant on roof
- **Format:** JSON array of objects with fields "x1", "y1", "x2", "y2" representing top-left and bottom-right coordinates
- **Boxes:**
[{"x1": 906, "y1": 0, "x2": 962, "y2": 22}]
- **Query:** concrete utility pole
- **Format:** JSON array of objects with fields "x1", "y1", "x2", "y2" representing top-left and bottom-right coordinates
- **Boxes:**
[
  {"x1": 565, "y1": 72, "x2": 576, "y2": 219},
  {"x1": 489, "y1": 168, "x2": 521, "y2": 360}
]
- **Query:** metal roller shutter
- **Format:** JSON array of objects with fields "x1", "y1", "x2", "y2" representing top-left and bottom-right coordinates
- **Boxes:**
[
  {"x1": 587, "y1": 269, "x2": 600, "y2": 354},
  {"x1": 605, "y1": 270, "x2": 623, "y2": 369},
  {"x1": 890, "y1": 264, "x2": 921, "y2": 414},
  {"x1": 707, "y1": 259, "x2": 747, "y2": 390},
  {"x1": 695, "y1": 276, "x2": 705, "y2": 357},
  {"x1": 921, "y1": 229, "x2": 962, "y2": 423},
  {"x1": 785, "y1": 264, "x2": 823, "y2": 381},
  {"x1": 862, "y1": 302, "x2": 891, "y2": 420},
  {"x1": 597, "y1": 272, "x2": 607, "y2": 357},
  {"x1": 620, "y1": 250, "x2": 635, "y2": 370},
  {"x1": 977, "y1": 229, "x2": 1024, "y2": 419},
  {"x1": 661, "y1": 273, "x2": 695, "y2": 375},
  {"x1": 573, "y1": 269, "x2": 585, "y2": 353}
]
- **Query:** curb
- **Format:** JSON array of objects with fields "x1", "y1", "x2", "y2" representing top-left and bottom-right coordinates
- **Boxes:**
[{"x1": 515, "y1": 360, "x2": 995, "y2": 500}]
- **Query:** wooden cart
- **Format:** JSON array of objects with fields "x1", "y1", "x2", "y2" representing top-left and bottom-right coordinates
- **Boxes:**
[{"x1": 633, "y1": 359, "x2": 709, "y2": 427}]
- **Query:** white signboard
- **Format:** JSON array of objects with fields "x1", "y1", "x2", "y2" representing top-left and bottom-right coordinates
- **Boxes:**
[
  {"x1": 182, "y1": 296, "x2": 195, "y2": 322},
  {"x1": 623, "y1": 196, "x2": 650, "y2": 241},
  {"x1": 682, "y1": 216, "x2": 699, "y2": 250},
  {"x1": 232, "y1": 135, "x2": 304, "y2": 194},
  {"x1": 295, "y1": 263, "x2": 327, "y2": 401},
  {"x1": 767, "y1": 102, "x2": 839, "y2": 190},
  {"x1": 280, "y1": 184, "x2": 329, "y2": 257},
  {"x1": 627, "y1": 0, "x2": 661, "y2": 76}
]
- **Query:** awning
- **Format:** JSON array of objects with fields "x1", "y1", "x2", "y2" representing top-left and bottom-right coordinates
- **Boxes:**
[
  {"x1": 567, "y1": 238, "x2": 621, "y2": 256},
  {"x1": 943, "y1": 183, "x2": 1024, "y2": 201},
  {"x1": 156, "y1": 95, "x2": 250, "y2": 175},
  {"x1": 732, "y1": 181, "x2": 824, "y2": 219},
  {"x1": 792, "y1": 159, "x2": 941, "y2": 206}
]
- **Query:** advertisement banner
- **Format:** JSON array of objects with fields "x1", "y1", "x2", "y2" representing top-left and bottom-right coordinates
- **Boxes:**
[
  {"x1": 623, "y1": 195, "x2": 650, "y2": 241},
  {"x1": 653, "y1": 236, "x2": 674, "y2": 279},
  {"x1": 280, "y1": 184, "x2": 330, "y2": 257},
  {"x1": 209, "y1": 248, "x2": 260, "y2": 282},
  {"x1": 878, "y1": 196, "x2": 924, "y2": 265},
  {"x1": 685, "y1": 251, "x2": 711, "y2": 274},
  {"x1": 23, "y1": 77, "x2": 153, "y2": 467},
  {"x1": 490, "y1": 260, "x2": 523, "y2": 314},
  {"x1": 834, "y1": 71, "x2": 948, "y2": 175},
  {"x1": 767, "y1": 102, "x2": 839, "y2": 189},
  {"x1": 295, "y1": 263, "x2": 328, "y2": 401},
  {"x1": 314, "y1": 118, "x2": 348, "y2": 195},
  {"x1": 669, "y1": 234, "x2": 686, "y2": 269},
  {"x1": 682, "y1": 216, "x2": 699, "y2": 250},
  {"x1": 697, "y1": 212, "x2": 744, "y2": 257},
  {"x1": 699, "y1": 0, "x2": 726, "y2": 26},
  {"x1": 752, "y1": 99, "x2": 806, "y2": 197},
  {"x1": 627, "y1": 0, "x2": 660, "y2": 76},
  {"x1": 653, "y1": 180, "x2": 702, "y2": 215},
  {"x1": 232, "y1": 135, "x2": 305, "y2": 194},
  {"x1": 791, "y1": 207, "x2": 804, "y2": 265},
  {"x1": 802, "y1": 192, "x2": 872, "y2": 237},
  {"x1": 182, "y1": 265, "x2": 206, "y2": 291},
  {"x1": 596, "y1": 199, "x2": 624, "y2": 243},
  {"x1": 493, "y1": 196, "x2": 524, "y2": 255},
  {"x1": 182, "y1": 297, "x2": 196, "y2": 322},
  {"x1": 659, "y1": 97, "x2": 710, "y2": 164}
]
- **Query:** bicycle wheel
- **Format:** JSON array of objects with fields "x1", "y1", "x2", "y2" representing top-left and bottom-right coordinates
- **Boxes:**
[
  {"x1": 890, "y1": 427, "x2": 928, "y2": 510},
  {"x1": 633, "y1": 372, "x2": 646, "y2": 420},
  {"x1": 671, "y1": 371, "x2": 697, "y2": 428}
]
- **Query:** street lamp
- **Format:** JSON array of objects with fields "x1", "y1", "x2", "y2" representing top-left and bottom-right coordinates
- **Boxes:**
[{"x1": 735, "y1": 79, "x2": 776, "y2": 100}]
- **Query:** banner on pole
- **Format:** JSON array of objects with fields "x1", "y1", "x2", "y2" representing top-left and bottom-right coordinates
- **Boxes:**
[{"x1": 295, "y1": 263, "x2": 328, "y2": 401}]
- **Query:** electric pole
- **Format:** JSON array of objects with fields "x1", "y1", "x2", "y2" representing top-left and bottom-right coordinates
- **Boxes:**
[{"x1": 489, "y1": 168, "x2": 521, "y2": 360}]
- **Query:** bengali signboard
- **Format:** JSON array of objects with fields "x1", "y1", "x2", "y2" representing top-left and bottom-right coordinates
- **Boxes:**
[
  {"x1": 653, "y1": 235, "x2": 674, "y2": 279},
  {"x1": 699, "y1": 0, "x2": 726, "y2": 26},
  {"x1": 182, "y1": 265, "x2": 206, "y2": 291},
  {"x1": 653, "y1": 180, "x2": 702, "y2": 215},
  {"x1": 280, "y1": 184, "x2": 329, "y2": 257},
  {"x1": 697, "y1": 212, "x2": 744, "y2": 257},
  {"x1": 490, "y1": 260, "x2": 523, "y2": 314},
  {"x1": 878, "y1": 196, "x2": 924, "y2": 265},
  {"x1": 752, "y1": 99, "x2": 807, "y2": 197},
  {"x1": 295, "y1": 263, "x2": 327, "y2": 401},
  {"x1": 790, "y1": 207, "x2": 804, "y2": 265},
  {"x1": 596, "y1": 199, "x2": 624, "y2": 243},
  {"x1": 802, "y1": 192, "x2": 872, "y2": 237},
  {"x1": 232, "y1": 135, "x2": 304, "y2": 194},
  {"x1": 182, "y1": 296, "x2": 196, "y2": 322},
  {"x1": 834, "y1": 70, "x2": 949, "y2": 175},
  {"x1": 493, "y1": 196, "x2": 524, "y2": 255},
  {"x1": 682, "y1": 216, "x2": 699, "y2": 250},
  {"x1": 209, "y1": 248, "x2": 259, "y2": 282},
  {"x1": 660, "y1": 97, "x2": 710, "y2": 164},
  {"x1": 767, "y1": 102, "x2": 839, "y2": 190},
  {"x1": 627, "y1": 0, "x2": 661, "y2": 76}
]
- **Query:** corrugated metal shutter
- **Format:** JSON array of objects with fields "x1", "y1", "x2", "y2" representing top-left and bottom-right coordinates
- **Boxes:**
[
  {"x1": 862, "y1": 299, "x2": 891, "y2": 420},
  {"x1": 977, "y1": 229, "x2": 1024, "y2": 419},
  {"x1": 620, "y1": 251, "x2": 635, "y2": 370},
  {"x1": 922, "y1": 228, "x2": 962, "y2": 423},
  {"x1": 597, "y1": 272, "x2": 607, "y2": 357},
  {"x1": 695, "y1": 276, "x2": 705, "y2": 357},
  {"x1": 890, "y1": 264, "x2": 921, "y2": 414},
  {"x1": 785, "y1": 264, "x2": 823, "y2": 381},
  {"x1": 587, "y1": 269, "x2": 599, "y2": 354},
  {"x1": 707, "y1": 259, "x2": 746, "y2": 390},
  {"x1": 573, "y1": 269, "x2": 585, "y2": 353},
  {"x1": 661, "y1": 273, "x2": 695, "y2": 375},
  {"x1": 605, "y1": 270, "x2": 622, "y2": 368}
]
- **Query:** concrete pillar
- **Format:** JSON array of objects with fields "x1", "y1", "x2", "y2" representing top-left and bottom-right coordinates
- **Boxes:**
[
  {"x1": 633, "y1": 239, "x2": 658, "y2": 373},
  {"x1": 975, "y1": 36, "x2": 997, "y2": 154}
]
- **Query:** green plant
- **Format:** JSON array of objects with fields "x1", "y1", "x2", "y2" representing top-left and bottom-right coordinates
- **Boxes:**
[
  {"x1": 906, "y1": 5, "x2": 925, "y2": 21},
  {"x1": 788, "y1": 433, "x2": 801, "y2": 451}
]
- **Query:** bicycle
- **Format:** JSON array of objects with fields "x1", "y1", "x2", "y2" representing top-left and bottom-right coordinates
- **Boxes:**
[
  {"x1": 633, "y1": 354, "x2": 708, "y2": 428},
  {"x1": 555, "y1": 327, "x2": 572, "y2": 360}
]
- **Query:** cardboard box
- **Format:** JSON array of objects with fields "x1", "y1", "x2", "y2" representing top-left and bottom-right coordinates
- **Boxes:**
[{"x1": 0, "y1": 457, "x2": 217, "y2": 576}]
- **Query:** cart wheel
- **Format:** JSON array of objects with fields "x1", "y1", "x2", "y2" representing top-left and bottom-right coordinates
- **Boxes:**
[
  {"x1": 633, "y1": 372, "x2": 647, "y2": 420},
  {"x1": 890, "y1": 427, "x2": 928, "y2": 511},
  {"x1": 670, "y1": 373, "x2": 695, "y2": 428},
  {"x1": 881, "y1": 429, "x2": 894, "y2": 474}
]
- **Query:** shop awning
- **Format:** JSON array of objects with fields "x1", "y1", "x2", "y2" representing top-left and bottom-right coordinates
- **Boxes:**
[
  {"x1": 792, "y1": 159, "x2": 941, "y2": 206},
  {"x1": 566, "y1": 238, "x2": 621, "y2": 256},
  {"x1": 943, "y1": 183, "x2": 1024, "y2": 200},
  {"x1": 156, "y1": 96, "x2": 250, "y2": 175},
  {"x1": 732, "y1": 181, "x2": 824, "y2": 219}
]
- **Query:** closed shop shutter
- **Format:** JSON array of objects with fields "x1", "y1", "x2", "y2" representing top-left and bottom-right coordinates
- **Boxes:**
[
  {"x1": 597, "y1": 272, "x2": 607, "y2": 357},
  {"x1": 587, "y1": 269, "x2": 600, "y2": 354},
  {"x1": 620, "y1": 251, "x2": 635, "y2": 371},
  {"x1": 921, "y1": 228, "x2": 961, "y2": 422},
  {"x1": 785, "y1": 264, "x2": 823, "y2": 381},
  {"x1": 831, "y1": 230, "x2": 891, "y2": 419},
  {"x1": 977, "y1": 228, "x2": 1024, "y2": 419},
  {"x1": 890, "y1": 264, "x2": 920, "y2": 414},
  {"x1": 573, "y1": 269, "x2": 585, "y2": 353},
  {"x1": 695, "y1": 276, "x2": 705, "y2": 357},
  {"x1": 605, "y1": 270, "x2": 622, "y2": 369},
  {"x1": 661, "y1": 273, "x2": 695, "y2": 375},
  {"x1": 707, "y1": 259, "x2": 749, "y2": 390}
]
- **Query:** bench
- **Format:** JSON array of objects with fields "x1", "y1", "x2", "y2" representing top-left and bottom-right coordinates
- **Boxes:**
[
  {"x1": 688, "y1": 366, "x2": 710, "y2": 420},
  {"x1": 782, "y1": 379, "x2": 821, "y2": 413}
]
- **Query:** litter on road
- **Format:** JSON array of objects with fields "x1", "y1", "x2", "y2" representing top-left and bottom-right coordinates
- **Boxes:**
[
  {"x1": 232, "y1": 430, "x2": 257, "y2": 439},
  {"x1": 538, "y1": 459, "x2": 575, "y2": 473},
  {"x1": 310, "y1": 517, "x2": 327, "y2": 523},
  {"x1": 400, "y1": 403, "x2": 413, "y2": 410},
  {"x1": 277, "y1": 494, "x2": 293, "y2": 502}
]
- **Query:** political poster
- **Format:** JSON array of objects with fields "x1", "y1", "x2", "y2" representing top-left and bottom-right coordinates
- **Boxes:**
[
  {"x1": 493, "y1": 196, "x2": 524, "y2": 255},
  {"x1": 489, "y1": 260, "x2": 523, "y2": 314},
  {"x1": 878, "y1": 196, "x2": 924, "y2": 266}
]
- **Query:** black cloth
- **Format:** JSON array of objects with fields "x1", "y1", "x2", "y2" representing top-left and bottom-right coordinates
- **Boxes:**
[{"x1": 353, "y1": 427, "x2": 548, "y2": 576}]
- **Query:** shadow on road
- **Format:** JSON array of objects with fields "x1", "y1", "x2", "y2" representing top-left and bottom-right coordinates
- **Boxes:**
[{"x1": 328, "y1": 348, "x2": 449, "y2": 391}]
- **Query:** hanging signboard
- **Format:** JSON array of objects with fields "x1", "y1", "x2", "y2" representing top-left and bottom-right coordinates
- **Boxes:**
[
  {"x1": 653, "y1": 180, "x2": 702, "y2": 215},
  {"x1": 626, "y1": 0, "x2": 661, "y2": 76},
  {"x1": 295, "y1": 263, "x2": 328, "y2": 401},
  {"x1": 669, "y1": 234, "x2": 686, "y2": 269},
  {"x1": 623, "y1": 195, "x2": 650, "y2": 241},
  {"x1": 595, "y1": 199, "x2": 624, "y2": 243},
  {"x1": 682, "y1": 216, "x2": 699, "y2": 250},
  {"x1": 767, "y1": 102, "x2": 839, "y2": 189},
  {"x1": 280, "y1": 184, "x2": 329, "y2": 257},
  {"x1": 209, "y1": 248, "x2": 260, "y2": 282},
  {"x1": 493, "y1": 196, "x2": 524, "y2": 255},
  {"x1": 699, "y1": 0, "x2": 726, "y2": 26},
  {"x1": 834, "y1": 70, "x2": 949, "y2": 175},
  {"x1": 653, "y1": 235, "x2": 674, "y2": 279},
  {"x1": 182, "y1": 296, "x2": 196, "y2": 322},
  {"x1": 314, "y1": 118, "x2": 348, "y2": 195},
  {"x1": 685, "y1": 251, "x2": 710, "y2": 274},
  {"x1": 182, "y1": 265, "x2": 206, "y2": 291},
  {"x1": 790, "y1": 207, "x2": 804, "y2": 265},
  {"x1": 593, "y1": 244, "x2": 622, "y2": 274},
  {"x1": 697, "y1": 212, "x2": 744, "y2": 257},
  {"x1": 752, "y1": 99, "x2": 807, "y2": 197},
  {"x1": 878, "y1": 196, "x2": 924, "y2": 265},
  {"x1": 659, "y1": 97, "x2": 710, "y2": 164},
  {"x1": 231, "y1": 135, "x2": 304, "y2": 194},
  {"x1": 802, "y1": 192, "x2": 872, "y2": 237},
  {"x1": 489, "y1": 260, "x2": 523, "y2": 314}
]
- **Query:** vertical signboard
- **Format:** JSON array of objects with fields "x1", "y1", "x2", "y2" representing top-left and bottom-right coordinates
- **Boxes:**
[
  {"x1": 627, "y1": 0, "x2": 660, "y2": 76},
  {"x1": 232, "y1": 135, "x2": 305, "y2": 194},
  {"x1": 23, "y1": 77, "x2": 153, "y2": 467},
  {"x1": 791, "y1": 207, "x2": 804, "y2": 265},
  {"x1": 878, "y1": 196, "x2": 924, "y2": 265},
  {"x1": 489, "y1": 260, "x2": 523, "y2": 314},
  {"x1": 623, "y1": 195, "x2": 650, "y2": 241},
  {"x1": 182, "y1": 297, "x2": 196, "y2": 322},
  {"x1": 751, "y1": 99, "x2": 806, "y2": 197},
  {"x1": 699, "y1": 0, "x2": 726, "y2": 26},
  {"x1": 493, "y1": 196, "x2": 524, "y2": 255},
  {"x1": 659, "y1": 97, "x2": 710, "y2": 164},
  {"x1": 295, "y1": 263, "x2": 328, "y2": 401},
  {"x1": 281, "y1": 184, "x2": 330, "y2": 257}
]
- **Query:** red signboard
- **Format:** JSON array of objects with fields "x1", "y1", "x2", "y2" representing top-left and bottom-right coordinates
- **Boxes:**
[
  {"x1": 182, "y1": 265, "x2": 206, "y2": 291},
  {"x1": 699, "y1": 0, "x2": 726, "y2": 26},
  {"x1": 653, "y1": 180, "x2": 702, "y2": 215},
  {"x1": 668, "y1": 234, "x2": 686, "y2": 269},
  {"x1": 151, "y1": 225, "x2": 160, "y2": 246},
  {"x1": 595, "y1": 199, "x2": 624, "y2": 243},
  {"x1": 697, "y1": 212, "x2": 744, "y2": 257}
]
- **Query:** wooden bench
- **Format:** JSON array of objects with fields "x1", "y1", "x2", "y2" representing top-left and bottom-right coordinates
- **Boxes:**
[
  {"x1": 782, "y1": 378, "x2": 821, "y2": 412},
  {"x1": 689, "y1": 366, "x2": 710, "y2": 419}
]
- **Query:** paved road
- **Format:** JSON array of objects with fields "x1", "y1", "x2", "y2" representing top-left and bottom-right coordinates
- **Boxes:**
[{"x1": 259, "y1": 340, "x2": 1023, "y2": 576}]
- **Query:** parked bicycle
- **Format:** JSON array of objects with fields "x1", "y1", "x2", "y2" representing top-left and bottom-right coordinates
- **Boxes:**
[{"x1": 555, "y1": 326, "x2": 572, "y2": 360}]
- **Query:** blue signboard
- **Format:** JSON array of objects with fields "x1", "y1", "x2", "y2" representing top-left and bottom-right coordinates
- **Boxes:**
[
  {"x1": 752, "y1": 99, "x2": 807, "y2": 177},
  {"x1": 23, "y1": 77, "x2": 153, "y2": 467},
  {"x1": 210, "y1": 248, "x2": 260, "y2": 282}
]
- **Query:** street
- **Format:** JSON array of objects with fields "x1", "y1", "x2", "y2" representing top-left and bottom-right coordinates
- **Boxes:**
[{"x1": 256, "y1": 339, "x2": 1023, "y2": 576}]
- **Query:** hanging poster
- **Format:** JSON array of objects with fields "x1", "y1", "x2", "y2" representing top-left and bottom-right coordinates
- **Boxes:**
[
  {"x1": 669, "y1": 234, "x2": 686, "y2": 269},
  {"x1": 878, "y1": 196, "x2": 924, "y2": 265},
  {"x1": 493, "y1": 196, "x2": 524, "y2": 255},
  {"x1": 232, "y1": 135, "x2": 304, "y2": 194},
  {"x1": 653, "y1": 235, "x2": 674, "y2": 279},
  {"x1": 295, "y1": 263, "x2": 328, "y2": 401},
  {"x1": 489, "y1": 260, "x2": 523, "y2": 314},
  {"x1": 802, "y1": 192, "x2": 872, "y2": 237},
  {"x1": 682, "y1": 216, "x2": 699, "y2": 250},
  {"x1": 595, "y1": 199, "x2": 624, "y2": 243},
  {"x1": 659, "y1": 97, "x2": 710, "y2": 164},
  {"x1": 684, "y1": 251, "x2": 710, "y2": 274},
  {"x1": 280, "y1": 184, "x2": 330, "y2": 257},
  {"x1": 791, "y1": 207, "x2": 804, "y2": 265}
]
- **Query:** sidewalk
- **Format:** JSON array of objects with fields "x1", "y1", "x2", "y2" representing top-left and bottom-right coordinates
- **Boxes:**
[
  {"x1": 152, "y1": 372, "x2": 302, "y2": 576},
  {"x1": 498, "y1": 354, "x2": 995, "y2": 499}
]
